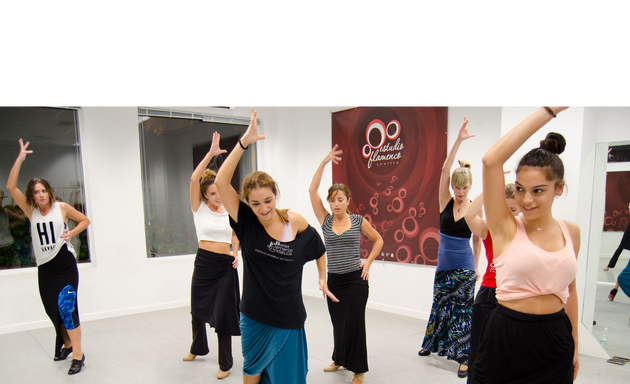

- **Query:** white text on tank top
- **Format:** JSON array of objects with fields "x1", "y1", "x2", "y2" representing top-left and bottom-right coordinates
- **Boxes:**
[{"x1": 31, "y1": 202, "x2": 76, "y2": 266}]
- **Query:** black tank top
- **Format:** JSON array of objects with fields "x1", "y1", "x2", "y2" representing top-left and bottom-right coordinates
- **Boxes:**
[{"x1": 439, "y1": 198, "x2": 472, "y2": 238}]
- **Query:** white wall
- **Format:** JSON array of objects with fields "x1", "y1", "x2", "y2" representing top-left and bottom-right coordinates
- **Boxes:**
[{"x1": 2, "y1": 106, "x2": 629, "y2": 360}]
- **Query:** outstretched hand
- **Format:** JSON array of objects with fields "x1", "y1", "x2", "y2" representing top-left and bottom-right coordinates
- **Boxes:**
[
  {"x1": 18, "y1": 138, "x2": 33, "y2": 162},
  {"x1": 240, "y1": 107, "x2": 265, "y2": 147},
  {"x1": 458, "y1": 116, "x2": 474, "y2": 141},
  {"x1": 208, "y1": 131, "x2": 228, "y2": 157},
  {"x1": 324, "y1": 144, "x2": 343, "y2": 165}
]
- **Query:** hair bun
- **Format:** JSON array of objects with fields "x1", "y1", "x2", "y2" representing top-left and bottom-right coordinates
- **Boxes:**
[
  {"x1": 539, "y1": 132, "x2": 566, "y2": 155},
  {"x1": 202, "y1": 169, "x2": 217, "y2": 180},
  {"x1": 458, "y1": 159, "x2": 471, "y2": 168}
]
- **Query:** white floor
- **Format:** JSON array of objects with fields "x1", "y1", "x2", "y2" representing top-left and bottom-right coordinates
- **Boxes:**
[
  {"x1": 2, "y1": 295, "x2": 629, "y2": 384},
  {"x1": 593, "y1": 256, "x2": 630, "y2": 360}
]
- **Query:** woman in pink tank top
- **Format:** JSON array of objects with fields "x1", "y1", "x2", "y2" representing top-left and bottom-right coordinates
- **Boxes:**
[{"x1": 471, "y1": 107, "x2": 581, "y2": 384}]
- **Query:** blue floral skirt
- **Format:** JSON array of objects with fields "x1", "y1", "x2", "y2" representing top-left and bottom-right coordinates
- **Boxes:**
[{"x1": 421, "y1": 268, "x2": 475, "y2": 364}]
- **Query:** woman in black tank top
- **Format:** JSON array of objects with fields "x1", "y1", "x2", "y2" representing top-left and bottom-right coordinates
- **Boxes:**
[{"x1": 418, "y1": 117, "x2": 481, "y2": 379}]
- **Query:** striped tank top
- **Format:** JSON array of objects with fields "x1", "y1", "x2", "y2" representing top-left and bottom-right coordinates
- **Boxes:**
[{"x1": 322, "y1": 213, "x2": 363, "y2": 274}]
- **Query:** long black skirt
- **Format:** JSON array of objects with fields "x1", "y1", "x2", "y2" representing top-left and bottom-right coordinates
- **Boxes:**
[
  {"x1": 327, "y1": 270, "x2": 369, "y2": 374},
  {"x1": 190, "y1": 249, "x2": 240, "y2": 336},
  {"x1": 468, "y1": 286, "x2": 497, "y2": 382},
  {"x1": 37, "y1": 244, "x2": 79, "y2": 355},
  {"x1": 472, "y1": 304, "x2": 574, "y2": 384}
]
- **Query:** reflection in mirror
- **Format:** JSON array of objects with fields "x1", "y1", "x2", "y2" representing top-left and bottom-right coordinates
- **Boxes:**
[
  {"x1": 585, "y1": 141, "x2": 630, "y2": 359},
  {"x1": 138, "y1": 112, "x2": 254, "y2": 258}
]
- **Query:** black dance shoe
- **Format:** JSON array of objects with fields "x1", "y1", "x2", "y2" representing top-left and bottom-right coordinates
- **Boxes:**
[
  {"x1": 68, "y1": 353, "x2": 85, "y2": 375},
  {"x1": 54, "y1": 346, "x2": 72, "y2": 361},
  {"x1": 418, "y1": 349, "x2": 431, "y2": 356},
  {"x1": 609, "y1": 288, "x2": 618, "y2": 301},
  {"x1": 457, "y1": 364, "x2": 469, "y2": 378}
]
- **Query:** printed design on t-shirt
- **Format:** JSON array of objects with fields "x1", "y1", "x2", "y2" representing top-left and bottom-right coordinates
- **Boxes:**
[
  {"x1": 36, "y1": 221, "x2": 57, "y2": 252},
  {"x1": 253, "y1": 241, "x2": 294, "y2": 261},
  {"x1": 489, "y1": 262, "x2": 495, "y2": 273}
]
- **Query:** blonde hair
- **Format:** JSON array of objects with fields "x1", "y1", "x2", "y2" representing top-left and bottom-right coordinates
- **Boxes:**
[
  {"x1": 451, "y1": 159, "x2": 472, "y2": 189},
  {"x1": 241, "y1": 171, "x2": 289, "y2": 225},
  {"x1": 199, "y1": 169, "x2": 217, "y2": 203},
  {"x1": 505, "y1": 183, "x2": 516, "y2": 199}
]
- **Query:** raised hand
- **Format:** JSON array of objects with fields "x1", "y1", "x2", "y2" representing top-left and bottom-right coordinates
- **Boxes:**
[
  {"x1": 458, "y1": 116, "x2": 474, "y2": 141},
  {"x1": 549, "y1": 107, "x2": 569, "y2": 114},
  {"x1": 18, "y1": 138, "x2": 33, "y2": 162},
  {"x1": 208, "y1": 131, "x2": 228, "y2": 157},
  {"x1": 324, "y1": 144, "x2": 343, "y2": 165},
  {"x1": 240, "y1": 107, "x2": 265, "y2": 147}
]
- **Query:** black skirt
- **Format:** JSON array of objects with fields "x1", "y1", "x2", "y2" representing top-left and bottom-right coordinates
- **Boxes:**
[
  {"x1": 327, "y1": 269, "x2": 369, "y2": 374},
  {"x1": 190, "y1": 249, "x2": 240, "y2": 336},
  {"x1": 472, "y1": 304, "x2": 574, "y2": 384},
  {"x1": 37, "y1": 244, "x2": 79, "y2": 354},
  {"x1": 468, "y1": 286, "x2": 497, "y2": 382}
]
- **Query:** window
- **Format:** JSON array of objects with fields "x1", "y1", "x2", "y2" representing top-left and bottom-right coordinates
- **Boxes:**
[
  {"x1": 0, "y1": 107, "x2": 90, "y2": 269},
  {"x1": 138, "y1": 109, "x2": 255, "y2": 257}
]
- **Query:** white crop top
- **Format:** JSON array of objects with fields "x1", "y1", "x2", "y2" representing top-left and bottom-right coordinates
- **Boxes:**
[{"x1": 192, "y1": 202, "x2": 233, "y2": 244}]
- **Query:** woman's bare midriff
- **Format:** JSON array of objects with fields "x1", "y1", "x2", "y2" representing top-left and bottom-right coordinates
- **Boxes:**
[
  {"x1": 198, "y1": 241, "x2": 231, "y2": 256},
  {"x1": 499, "y1": 294, "x2": 564, "y2": 315}
]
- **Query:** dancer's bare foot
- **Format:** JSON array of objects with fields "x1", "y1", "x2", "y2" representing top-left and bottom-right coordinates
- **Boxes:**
[{"x1": 604, "y1": 266, "x2": 610, "y2": 271}]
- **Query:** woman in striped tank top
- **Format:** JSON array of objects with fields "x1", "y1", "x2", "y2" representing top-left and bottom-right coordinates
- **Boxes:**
[{"x1": 309, "y1": 144, "x2": 383, "y2": 384}]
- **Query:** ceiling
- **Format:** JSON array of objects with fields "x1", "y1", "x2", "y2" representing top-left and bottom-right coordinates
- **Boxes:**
[{"x1": 0, "y1": 107, "x2": 78, "y2": 147}]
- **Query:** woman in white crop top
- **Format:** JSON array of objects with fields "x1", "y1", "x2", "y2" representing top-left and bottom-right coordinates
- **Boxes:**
[
  {"x1": 7, "y1": 139, "x2": 90, "y2": 375},
  {"x1": 471, "y1": 108, "x2": 580, "y2": 384},
  {"x1": 182, "y1": 132, "x2": 241, "y2": 381}
]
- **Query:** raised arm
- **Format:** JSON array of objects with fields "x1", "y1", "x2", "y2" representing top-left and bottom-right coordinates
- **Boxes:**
[
  {"x1": 482, "y1": 107, "x2": 567, "y2": 240},
  {"x1": 190, "y1": 131, "x2": 227, "y2": 212},
  {"x1": 6, "y1": 139, "x2": 34, "y2": 218},
  {"x1": 439, "y1": 117, "x2": 474, "y2": 212},
  {"x1": 464, "y1": 192, "x2": 488, "y2": 240},
  {"x1": 309, "y1": 145, "x2": 342, "y2": 225},
  {"x1": 215, "y1": 107, "x2": 265, "y2": 222}
]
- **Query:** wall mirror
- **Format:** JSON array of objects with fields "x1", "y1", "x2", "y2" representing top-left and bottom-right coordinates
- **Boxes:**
[{"x1": 582, "y1": 140, "x2": 630, "y2": 359}]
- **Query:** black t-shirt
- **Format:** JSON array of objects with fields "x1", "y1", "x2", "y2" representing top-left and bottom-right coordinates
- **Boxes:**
[{"x1": 230, "y1": 200, "x2": 326, "y2": 329}]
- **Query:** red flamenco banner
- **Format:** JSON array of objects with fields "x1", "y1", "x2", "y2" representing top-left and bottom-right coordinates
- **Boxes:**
[
  {"x1": 331, "y1": 107, "x2": 447, "y2": 265},
  {"x1": 604, "y1": 171, "x2": 630, "y2": 232}
]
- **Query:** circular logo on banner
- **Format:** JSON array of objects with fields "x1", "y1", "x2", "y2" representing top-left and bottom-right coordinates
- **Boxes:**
[{"x1": 361, "y1": 119, "x2": 404, "y2": 169}]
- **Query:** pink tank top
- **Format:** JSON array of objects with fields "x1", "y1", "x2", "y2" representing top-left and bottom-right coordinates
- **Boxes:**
[
  {"x1": 279, "y1": 211, "x2": 294, "y2": 242},
  {"x1": 495, "y1": 216, "x2": 577, "y2": 304}
]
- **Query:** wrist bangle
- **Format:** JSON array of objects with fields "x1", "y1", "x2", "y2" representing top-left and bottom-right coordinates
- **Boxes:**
[
  {"x1": 543, "y1": 106, "x2": 557, "y2": 118},
  {"x1": 238, "y1": 138, "x2": 248, "y2": 150}
]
